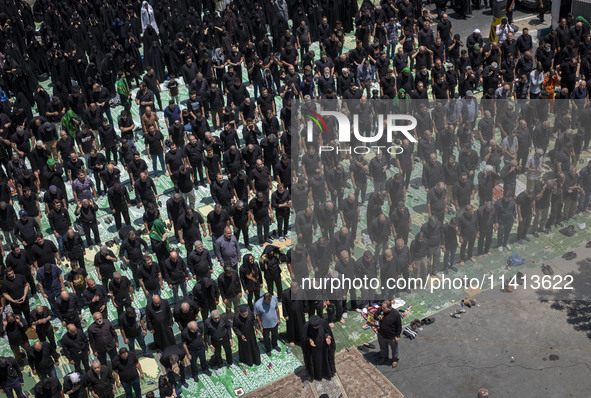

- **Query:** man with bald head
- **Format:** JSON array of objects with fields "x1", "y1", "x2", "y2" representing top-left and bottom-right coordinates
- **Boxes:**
[
  {"x1": 27, "y1": 340, "x2": 60, "y2": 379},
  {"x1": 55, "y1": 290, "x2": 82, "y2": 329},
  {"x1": 30, "y1": 304, "x2": 56, "y2": 349},
  {"x1": 173, "y1": 298, "x2": 200, "y2": 331},
  {"x1": 61, "y1": 324, "x2": 90, "y2": 373},
  {"x1": 204, "y1": 310, "x2": 234, "y2": 372},
  {"x1": 162, "y1": 250, "x2": 189, "y2": 302},
  {"x1": 146, "y1": 295, "x2": 176, "y2": 350},
  {"x1": 214, "y1": 227, "x2": 241, "y2": 269},
  {"x1": 109, "y1": 271, "x2": 134, "y2": 317},
  {"x1": 181, "y1": 321, "x2": 210, "y2": 381}
]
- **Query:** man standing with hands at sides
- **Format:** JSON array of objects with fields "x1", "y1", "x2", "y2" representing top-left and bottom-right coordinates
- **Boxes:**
[
  {"x1": 375, "y1": 300, "x2": 402, "y2": 368},
  {"x1": 182, "y1": 321, "x2": 211, "y2": 382},
  {"x1": 204, "y1": 310, "x2": 234, "y2": 374},
  {"x1": 88, "y1": 312, "x2": 119, "y2": 366},
  {"x1": 112, "y1": 347, "x2": 144, "y2": 398},
  {"x1": 119, "y1": 306, "x2": 153, "y2": 359},
  {"x1": 254, "y1": 292, "x2": 282, "y2": 357},
  {"x1": 61, "y1": 324, "x2": 90, "y2": 374}
]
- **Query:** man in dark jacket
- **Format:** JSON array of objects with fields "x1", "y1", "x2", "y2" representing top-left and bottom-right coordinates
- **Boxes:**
[
  {"x1": 107, "y1": 183, "x2": 131, "y2": 230},
  {"x1": 162, "y1": 250, "x2": 189, "y2": 302},
  {"x1": 87, "y1": 312, "x2": 119, "y2": 365},
  {"x1": 75, "y1": 198, "x2": 101, "y2": 248},
  {"x1": 86, "y1": 360, "x2": 116, "y2": 398},
  {"x1": 61, "y1": 324, "x2": 90, "y2": 373},
  {"x1": 375, "y1": 300, "x2": 402, "y2": 368},
  {"x1": 27, "y1": 341, "x2": 60, "y2": 379},
  {"x1": 0, "y1": 356, "x2": 25, "y2": 398},
  {"x1": 217, "y1": 267, "x2": 242, "y2": 320},
  {"x1": 476, "y1": 202, "x2": 497, "y2": 258},
  {"x1": 458, "y1": 205, "x2": 479, "y2": 266},
  {"x1": 119, "y1": 230, "x2": 149, "y2": 288},
  {"x1": 495, "y1": 193, "x2": 516, "y2": 251},
  {"x1": 63, "y1": 228, "x2": 87, "y2": 269}
]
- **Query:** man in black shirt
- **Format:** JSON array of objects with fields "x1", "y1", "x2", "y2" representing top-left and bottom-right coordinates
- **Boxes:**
[
  {"x1": 1, "y1": 269, "x2": 30, "y2": 324},
  {"x1": 127, "y1": 152, "x2": 148, "y2": 187},
  {"x1": 62, "y1": 228, "x2": 87, "y2": 270},
  {"x1": 99, "y1": 164, "x2": 122, "y2": 190},
  {"x1": 0, "y1": 356, "x2": 25, "y2": 398},
  {"x1": 31, "y1": 235, "x2": 60, "y2": 270},
  {"x1": 94, "y1": 246, "x2": 118, "y2": 289},
  {"x1": 452, "y1": 172, "x2": 475, "y2": 217},
  {"x1": 33, "y1": 377, "x2": 63, "y2": 398},
  {"x1": 207, "y1": 204, "x2": 230, "y2": 242},
  {"x1": 119, "y1": 230, "x2": 149, "y2": 288},
  {"x1": 75, "y1": 199, "x2": 100, "y2": 248},
  {"x1": 5, "y1": 244, "x2": 36, "y2": 295},
  {"x1": 119, "y1": 306, "x2": 152, "y2": 358},
  {"x1": 162, "y1": 251, "x2": 189, "y2": 303},
  {"x1": 177, "y1": 209, "x2": 206, "y2": 253},
  {"x1": 61, "y1": 324, "x2": 90, "y2": 373},
  {"x1": 204, "y1": 310, "x2": 234, "y2": 369},
  {"x1": 134, "y1": 172, "x2": 159, "y2": 210},
  {"x1": 516, "y1": 189, "x2": 535, "y2": 244},
  {"x1": 82, "y1": 278, "x2": 109, "y2": 320},
  {"x1": 27, "y1": 340, "x2": 60, "y2": 379},
  {"x1": 249, "y1": 191, "x2": 274, "y2": 245},
  {"x1": 229, "y1": 201, "x2": 251, "y2": 250},
  {"x1": 271, "y1": 184, "x2": 291, "y2": 241},
  {"x1": 458, "y1": 205, "x2": 479, "y2": 266},
  {"x1": 250, "y1": 159, "x2": 272, "y2": 199},
  {"x1": 30, "y1": 305, "x2": 56, "y2": 349},
  {"x1": 172, "y1": 165, "x2": 195, "y2": 209},
  {"x1": 182, "y1": 321, "x2": 211, "y2": 382},
  {"x1": 166, "y1": 194, "x2": 188, "y2": 239},
  {"x1": 112, "y1": 348, "x2": 144, "y2": 398},
  {"x1": 165, "y1": 143, "x2": 184, "y2": 177},
  {"x1": 375, "y1": 300, "x2": 402, "y2": 368},
  {"x1": 187, "y1": 241, "x2": 214, "y2": 280},
  {"x1": 211, "y1": 174, "x2": 234, "y2": 211},
  {"x1": 183, "y1": 134, "x2": 206, "y2": 187},
  {"x1": 159, "y1": 344, "x2": 189, "y2": 389},
  {"x1": 145, "y1": 125, "x2": 165, "y2": 177},
  {"x1": 109, "y1": 272, "x2": 134, "y2": 318},
  {"x1": 137, "y1": 256, "x2": 164, "y2": 304},
  {"x1": 107, "y1": 183, "x2": 131, "y2": 230}
]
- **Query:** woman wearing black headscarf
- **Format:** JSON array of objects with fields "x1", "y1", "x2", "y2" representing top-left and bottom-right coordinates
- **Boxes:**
[
  {"x1": 142, "y1": 25, "x2": 160, "y2": 53},
  {"x1": 144, "y1": 41, "x2": 167, "y2": 82},
  {"x1": 301, "y1": 315, "x2": 336, "y2": 381},
  {"x1": 239, "y1": 254, "x2": 263, "y2": 311}
]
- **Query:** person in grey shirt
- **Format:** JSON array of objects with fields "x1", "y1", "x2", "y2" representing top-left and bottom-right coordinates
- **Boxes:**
[{"x1": 214, "y1": 227, "x2": 241, "y2": 269}]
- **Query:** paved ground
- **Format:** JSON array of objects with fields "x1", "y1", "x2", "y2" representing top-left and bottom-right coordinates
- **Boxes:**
[
  {"x1": 425, "y1": 2, "x2": 549, "y2": 41},
  {"x1": 362, "y1": 247, "x2": 591, "y2": 398}
]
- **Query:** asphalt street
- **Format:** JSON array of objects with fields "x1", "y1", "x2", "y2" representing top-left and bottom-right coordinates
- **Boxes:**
[
  {"x1": 424, "y1": 1, "x2": 549, "y2": 43},
  {"x1": 361, "y1": 246, "x2": 591, "y2": 397}
]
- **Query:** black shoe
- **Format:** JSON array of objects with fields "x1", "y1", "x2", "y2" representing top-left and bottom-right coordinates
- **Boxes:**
[
  {"x1": 533, "y1": 232, "x2": 539, "y2": 237},
  {"x1": 245, "y1": 245, "x2": 252, "y2": 251},
  {"x1": 266, "y1": 351, "x2": 272, "y2": 357},
  {"x1": 274, "y1": 346, "x2": 281, "y2": 352},
  {"x1": 193, "y1": 376, "x2": 199, "y2": 382},
  {"x1": 204, "y1": 369, "x2": 212, "y2": 376},
  {"x1": 450, "y1": 266, "x2": 458, "y2": 272}
]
